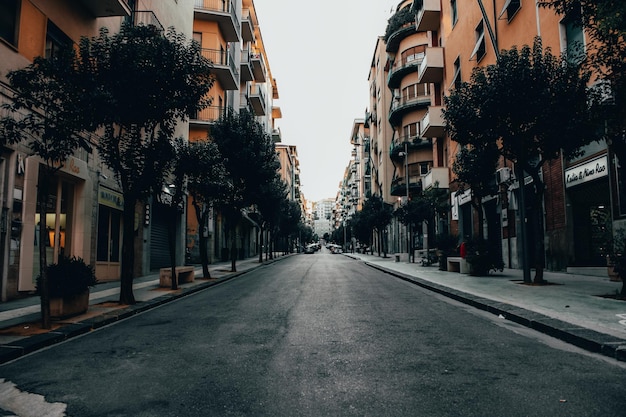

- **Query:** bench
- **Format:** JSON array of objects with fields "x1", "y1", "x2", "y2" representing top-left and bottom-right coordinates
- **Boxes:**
[
  {"x1": 447, "y1": 256, "x2": 469, "y2": 274},
  {"x1": 159, "y1": 266, "x2": 195, "y2": 287}
]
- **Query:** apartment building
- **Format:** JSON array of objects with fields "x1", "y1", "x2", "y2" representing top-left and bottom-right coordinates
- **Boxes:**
[
  {"x1": 0, "y1": 0, "x2": 283, "y2": 301},
  {"x1": 356, "y1": 0, "x2": 622, "y2": 275},
  {"x1": 0, "y1": 0, "x2": 199, "y2": 298},
  {"x1": 186, "y1": 0, "x2": 281, "y2": 264}
]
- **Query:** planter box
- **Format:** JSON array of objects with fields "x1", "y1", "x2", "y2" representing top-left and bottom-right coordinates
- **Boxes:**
[{"x1": 50, "y1": 290, "x2": 90, "y2": 319}]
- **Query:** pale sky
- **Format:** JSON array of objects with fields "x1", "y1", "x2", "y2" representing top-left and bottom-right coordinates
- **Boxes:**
[{"x1": 254, "y1": 0, "x2": 400, "y2": 203}]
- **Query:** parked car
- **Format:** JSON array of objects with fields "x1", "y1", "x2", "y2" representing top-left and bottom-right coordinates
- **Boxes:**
[{"x1": 304, "y1": 244, "x2": 316, "y2": 254}]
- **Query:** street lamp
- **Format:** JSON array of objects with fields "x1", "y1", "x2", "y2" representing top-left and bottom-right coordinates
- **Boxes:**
[{"x1": 398, "y1": 141, "x2": 410, "y2": 261}]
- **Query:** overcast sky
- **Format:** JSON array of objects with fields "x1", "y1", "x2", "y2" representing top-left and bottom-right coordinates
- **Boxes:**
[{"x1": 254, "y1": 0, "x2": 400, "y2": 203}]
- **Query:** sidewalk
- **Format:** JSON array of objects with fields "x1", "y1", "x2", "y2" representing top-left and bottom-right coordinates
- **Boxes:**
[
  {"x1": 344, "y1": 251, "x2": 626, "y2": 362},
  {"x1": 0, "y1": 254, "x2": 291, "y2": 364}
]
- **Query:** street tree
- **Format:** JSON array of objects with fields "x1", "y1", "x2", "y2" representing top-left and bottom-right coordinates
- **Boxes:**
[
  {"x1": 256, "y1": 174, "x2": 288, "y2": 262},
  {"x1": 539, "y1": 0, "x2": 626, "y2": 162},
  {"x1": 451, "y1": 143, "x2": 500, "y2": 239},
  {"x1": 444, "y1": 38, "x2": 597, "y2": 283},
  {"x1": 360, "y1": 196, "x2": 394, "y2": 257},
  {"x1": 173, "y1": 138, "x2": 229, "y2": 280},
  {"x1": 0, "y1": 46, "x2": 92, "y2": 329},
  {"x1": 211, "y1": 108, "x2": 280, "y2": 271},
  {"x1": 77, "y1": 24, "x2": 214, "y2": 303}
]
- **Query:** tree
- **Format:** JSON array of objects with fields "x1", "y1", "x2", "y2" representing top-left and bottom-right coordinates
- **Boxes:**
[
  {"x1": 256, "y1": 174, "x2": 288, "y2": 262},
  {"x1": 359, "y1": 196, "x2": 394, "y2": 257},
  {"x1": 174, "y1": 139, "x2": 229, "y2": 280},
  {"x1": 444, "y1": 38, "x2": 597, "y2": 283},
  {"x1": 538, "y1": 1, "x2": 626, "y2": 161},
  {"x1": 77, "y1": 24, "x2": 214, "y2": 303},
  {"x1": 211, "y1": 109, "x2": 280, "y2": 272},
  {"x1": 0, "y1": 46, "x2": 92, "y2": 329},
  {"x1": 452, "y1": 143, "x2": 500, "y2": 239}
]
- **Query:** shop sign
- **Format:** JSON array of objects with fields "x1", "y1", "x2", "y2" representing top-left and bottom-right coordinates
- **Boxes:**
[
  {"x1": 99, "y1": 187, "x2": 124, "y2": 210},
  {"x1": 564, "y1": 155, "x2": 608, "y2": 188}
]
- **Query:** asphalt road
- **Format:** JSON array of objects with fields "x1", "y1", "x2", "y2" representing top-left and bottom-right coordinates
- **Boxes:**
[{"x1": 0, "y1": 250, "x2": 625, "y2": 416}]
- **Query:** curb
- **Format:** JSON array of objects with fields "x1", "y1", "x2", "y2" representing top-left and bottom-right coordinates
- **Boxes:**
[
  {"x1": 0, "y1": 255, "x2": 292, "y2": 365},
  {"x1": 360, "y1": 260, "x2": 626, "y2": 363}
]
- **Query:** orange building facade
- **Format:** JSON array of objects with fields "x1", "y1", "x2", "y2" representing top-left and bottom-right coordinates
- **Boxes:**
[{"x1": 358, "y1": 0, "x2": 623, "y2": 274}]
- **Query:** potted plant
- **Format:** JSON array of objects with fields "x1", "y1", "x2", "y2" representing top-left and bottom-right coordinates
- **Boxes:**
[
  {"x1": 464, "y1": 236, "x2": 504, "y2": 276},
  {"x1": 436, "y1": 233, "x2": 459, "y2": 271},
  {"x1": 37, "y1": 256, "x2": 98, "y2": 318}
]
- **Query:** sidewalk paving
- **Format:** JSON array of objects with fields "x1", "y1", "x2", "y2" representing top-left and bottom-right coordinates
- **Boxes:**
[
  {"x1": 0, "y1": 251, "x2": 625, "y2": 364},
  {"x1": 0, "y1": 254, "x2": 291, "y2": 364},
  {"x1": 344, "y1": 251, "x2": 626, "y2": 362}
]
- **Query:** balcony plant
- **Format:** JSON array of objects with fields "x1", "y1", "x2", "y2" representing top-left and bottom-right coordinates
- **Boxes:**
[
  {"x1": 464, "y1": 236, "x2": 504, "y2": 276},
  {"x1": 37, "y1": 256, "x2": 98, "y2": 318}
]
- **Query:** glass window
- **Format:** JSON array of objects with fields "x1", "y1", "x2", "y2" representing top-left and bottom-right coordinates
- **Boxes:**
[
  {"x1": 45, "y1": 20, "x2": 72, "y2": 59},
  {"x1": 470, "y1": 21, "x2": 486, "y2": 62},
  {"x1": 0, "y1": 0, "x2": 19, "y2": 47},
  {"x1": 451, "y1": 0, "x2": 458, "y2": 26}
]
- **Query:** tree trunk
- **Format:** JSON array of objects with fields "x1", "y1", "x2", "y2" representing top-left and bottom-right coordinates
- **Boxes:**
[
  {"x1": 532, "y1": 178, "x2": 547, "y2": 284},
  {"x1": 230, "y1": 222, "x2": 237, "y2": 272},
  {"x1": 167, "y1": 207, "x2": 178, "y2": 291},
  {"x1": 258, "y1": 225, "x2": 264, "y2": 264},
  {"x1": 37, "y1": 169, "x2": 51, "y2": 329},
  {"x1": 193, "y1": 203, "x2": 211, "y2": 279},
  {"x1": 119, "y1": 197, "x2": 137, "y2": 305}
]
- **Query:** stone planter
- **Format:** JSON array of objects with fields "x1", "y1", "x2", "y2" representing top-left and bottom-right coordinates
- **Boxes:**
[
  {"x1": 608, "y1": 265, "x2": 622, "y2": 282},
  {"x1": 50, "y1": 290, "x2": 90, "y2": 319}
]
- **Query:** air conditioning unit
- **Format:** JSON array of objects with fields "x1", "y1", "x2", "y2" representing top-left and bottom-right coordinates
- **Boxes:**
[{"x1": 496, "y1": 167, "x2": 512, "y2": 184}]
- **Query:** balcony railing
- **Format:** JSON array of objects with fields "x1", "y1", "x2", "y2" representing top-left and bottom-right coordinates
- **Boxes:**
[
  {"x1": 200, "y1": 48, "x2": 238, "y2": 90},
  {"x1": 194, "y1": 0, "x2": 240, "y2": 42},
  {"x1": 127, "y1": 11, "x2": 164, "y2": 32},
  {"x1": 249, "y1": 84, "x2": 266, "y2": 115},
  {"x1": 416, "y1": 0, "x2": 441, "y2": 32},
  {"x1": 423, "y1": 167, "x2": 450, "y2": 189},
  {"x1": 389, "y1": 92, "x2": 431, "y2": 126},
  {"x1": 241, "y1": 8, "x2": 255, "y2": 42},
  {"x1": 250, "y1": 53, "x2": 267, "y2": 82},
  {"x1": 390, "y1": 175, "x2": 423, "y2": 196},
  {"x1": 420, "y1": 106, "x2": 445, "y2": 138},
  {"x1": 388, "y1": 46, "x2": 426, "y2": 88},
  {"x1": 418, "y1": 47, "x2": 444, "y2": 84},
  {"x1": 190, "y1": 106, "x2": 225, "y2": 124}
]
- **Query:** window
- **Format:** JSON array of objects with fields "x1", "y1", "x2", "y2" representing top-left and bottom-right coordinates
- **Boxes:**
[
  {"x1": 451, "y1": 0, "x2": 458, "y2": 26},
  {"x1": 403, "y1": 123, "x2": 419, "y2": 140},
  {"x1": 45, "y1": 21, "x2": 72, "y2": 59},
  {"x1": 451, "y1": 57, "x2": 462, "y2": 89},
  {"x1": 499, "y1": 0, "x2": 521, "y2": 22},
  {"x1": 470, "y1": 21, "x2": 486, "y2": 62},
  {"x1": 402, "y1": 83, "x2": 429, "y2": 101},
  {"x1": 0, "y1": 0, "x2": 19, "y2": 47},
  {"x1": 402, "y1": 45, "x2": 426, "y2": 65},
  {"x1": 560, "y1": 15, "x2": 585, "y2": 64}
]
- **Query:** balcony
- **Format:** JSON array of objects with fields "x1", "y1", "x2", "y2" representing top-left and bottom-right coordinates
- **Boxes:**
[
  {"x1": 241, "y1": 8, "x2": 255, "y2": 42},
  {"x1": 386, "y1": 23, "x2": 417, "y2": 53},
  {"x1": 190, "y1": 106, "x2": 226, "y2": 127},
  {"x1": 249, "y1": 84, "x2": 266, "y2": 115},
  {"x1": 251, "y1": 53, "x2": 267, "y2": 82},
  {"x1": 420, "y1": 106, "x2": 445, "y2": 138},
  {"x1": 388, "y1": 92, "x2": 430, "y2": 126},
  {"x1": 129, "y1": 11, "x2": 164, "y2": 32},
  {"x1": 78, "y1": 0, "x2": 130, "y2": 17},
  {"x1": 201, "y1": 48, "x2": 238, "y2": 90},
  {"x1": 240, "y1": 49, "x2": 253, "y2": 82},
  {"x1": 194, "y1": 0, "x2": 240, "y2": 42},
  {"x1": 389, "y1": 136, "x2": 432, "y2": 162},
  {"x1": 390, "y1": 175, "x2": 423, "y2": 196},
  {"x1": 415, "y1": 0, "x2": 441, "y2": 32},
  {"x1": 388, "y1": 55, "x2": 423, "y2": 89},
  {"x1": 418, "y1": 47, "x2": 444, "y2": 84},
  {"x1": 423, "y1": 167, "x2": 450, "y2": 189}
]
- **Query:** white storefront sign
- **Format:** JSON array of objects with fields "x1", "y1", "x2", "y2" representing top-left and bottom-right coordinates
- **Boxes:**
[{"x1": 564, "y1": 155, "x2": 608, "y2": 188}]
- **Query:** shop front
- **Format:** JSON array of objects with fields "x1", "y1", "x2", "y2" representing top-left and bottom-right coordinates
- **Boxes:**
[
  {"x1": 565, "y1": 154, "x2": 612, "y2": 267},
  {"x1": 96, "y1": 187, "x2": 123, "y2": 282}
]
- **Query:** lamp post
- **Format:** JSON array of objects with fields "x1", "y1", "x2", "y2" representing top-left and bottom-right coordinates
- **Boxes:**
[{"x1": 399, "y1": 141, "x2": 410, "y2": 261}]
